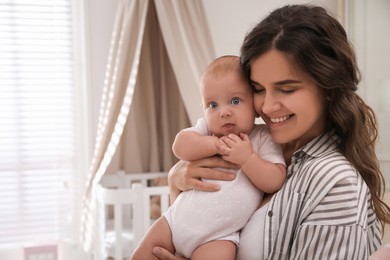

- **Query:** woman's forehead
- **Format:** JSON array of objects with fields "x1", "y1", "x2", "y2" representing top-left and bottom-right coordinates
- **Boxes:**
[{"x1": 250, "y1": 50, "x2": 308, "y2": 86}]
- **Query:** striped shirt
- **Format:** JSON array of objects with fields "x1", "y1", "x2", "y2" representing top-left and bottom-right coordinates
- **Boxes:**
[{"x1": 263, "y1": 131, "x2": 381, "y2": 259}]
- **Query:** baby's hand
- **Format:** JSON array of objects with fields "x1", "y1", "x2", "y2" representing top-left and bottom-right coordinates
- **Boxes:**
[{"x1": 217, "y1": 133, "x2": 254, "y2": 165}]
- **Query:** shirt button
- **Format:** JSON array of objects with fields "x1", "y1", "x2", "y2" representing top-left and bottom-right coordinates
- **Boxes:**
[
  {"x1": 295, "y1": 151, "x2": 305, "y2": 159},
  {"x1": 268, "y1": 210, "x2": 273, "y2": 217}
]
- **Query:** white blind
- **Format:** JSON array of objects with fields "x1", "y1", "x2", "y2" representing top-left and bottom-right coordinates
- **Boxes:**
[{"x1": 0, "y1": 0, "x2": 78, "y2": 244}]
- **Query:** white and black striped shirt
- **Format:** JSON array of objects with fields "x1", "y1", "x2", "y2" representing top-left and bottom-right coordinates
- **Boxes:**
[{"x1": 263, "y1": 131, "x2": 381, "y2": 259}]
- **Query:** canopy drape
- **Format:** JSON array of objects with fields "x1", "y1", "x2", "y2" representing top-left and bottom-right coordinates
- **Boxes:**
[
  {"x1": 80, "y1": 0, "x2": 215, "y2": 253},
  {"x1": 154, "y1": 0, "x2": 215, "y2": 124}
]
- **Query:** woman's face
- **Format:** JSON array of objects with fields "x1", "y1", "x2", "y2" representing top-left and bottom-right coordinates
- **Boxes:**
[{"x1": 250, "y1": 50, "x2": 327, "y2": 148}]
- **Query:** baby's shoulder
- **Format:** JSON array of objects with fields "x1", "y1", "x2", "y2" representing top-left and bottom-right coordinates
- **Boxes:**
[{"x1": 250, "y1": 124, "x2": 271, "y2": 138}]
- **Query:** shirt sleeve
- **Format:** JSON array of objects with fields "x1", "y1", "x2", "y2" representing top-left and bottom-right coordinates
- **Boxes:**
[
  {"x1": 180, "y1": 117, "x2": 211, "y2": 136},
  {"x1": 289, "y1": 173, "x2": 382, "y2": 259}
]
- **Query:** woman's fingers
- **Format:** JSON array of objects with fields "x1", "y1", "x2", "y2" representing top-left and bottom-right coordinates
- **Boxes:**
[
  {"x1": 191, "y1": 156, "x2": 237, "y2": 170},
  {"x1": 152, "y1": 246, "x2": 187, "y2": 260},
  {"x1": 186, "y1": 171, "x2": 229, "y2": 192},
  {"x1": 168, "y1": 157, "x2": 238, "y2": 193},
  {"x1": 196, "y1": 164, "x2": 236, "y2": 180}
]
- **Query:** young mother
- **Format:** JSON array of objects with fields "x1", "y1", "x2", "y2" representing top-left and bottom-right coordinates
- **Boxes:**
[{"x1": 153, "y1": 4, "x2": 390, "y2": 259}]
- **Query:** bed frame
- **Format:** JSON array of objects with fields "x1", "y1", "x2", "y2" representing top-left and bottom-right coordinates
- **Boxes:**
[{"x1": 95, "y1": 171, "x2": 170, "y2": 259}]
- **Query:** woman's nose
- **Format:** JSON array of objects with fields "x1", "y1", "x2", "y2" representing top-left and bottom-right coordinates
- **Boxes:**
[{"x1": 261, "y1": 94, "x2": 281, "y2": 114}]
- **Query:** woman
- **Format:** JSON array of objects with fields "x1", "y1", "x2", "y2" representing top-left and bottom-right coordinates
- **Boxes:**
[{"x1": 152, "y1": 4, "x2": 390, "y2": 259}]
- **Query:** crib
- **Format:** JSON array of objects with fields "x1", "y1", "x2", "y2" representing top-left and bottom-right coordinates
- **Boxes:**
[{"x1": 95, "y1": 171, "x2": 170, "y2": 260}]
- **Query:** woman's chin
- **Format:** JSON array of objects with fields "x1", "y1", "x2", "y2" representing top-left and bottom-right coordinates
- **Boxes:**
[{"x1": 270, "y1": 131, "x2": 291, "y2": 144}]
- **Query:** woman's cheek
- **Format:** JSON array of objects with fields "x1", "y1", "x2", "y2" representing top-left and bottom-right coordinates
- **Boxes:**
[{"x1": 253, "y1": 95, "x2": 264, "y2": 116}]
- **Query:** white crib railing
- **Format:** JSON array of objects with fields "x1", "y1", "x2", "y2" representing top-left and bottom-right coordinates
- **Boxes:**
[{"x1": 95, "y1": 171, "x2": 170, "y2": 260}]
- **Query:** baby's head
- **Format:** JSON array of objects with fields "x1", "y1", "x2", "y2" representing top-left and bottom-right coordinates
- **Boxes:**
[{"x1": 200, "y1": 55, "x2": 256, "y2": 137}]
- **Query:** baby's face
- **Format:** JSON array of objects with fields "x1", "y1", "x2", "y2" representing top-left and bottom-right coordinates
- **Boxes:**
[{"x1": 201, "y1": 71, "x2": 255, "y2": 137}]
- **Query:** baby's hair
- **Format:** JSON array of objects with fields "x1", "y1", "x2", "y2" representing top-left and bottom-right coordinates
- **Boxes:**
[{"x1": 201, "y1": 55, "x2": 245, "y2": 83}]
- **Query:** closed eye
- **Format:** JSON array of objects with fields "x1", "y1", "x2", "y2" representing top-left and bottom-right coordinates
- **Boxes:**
[
  {"x1": 251, "y1": 84, "x2": 264, "y2": 94},
  {"x1": 280, "y1": 88, "x2": 295, "y2": 94}
]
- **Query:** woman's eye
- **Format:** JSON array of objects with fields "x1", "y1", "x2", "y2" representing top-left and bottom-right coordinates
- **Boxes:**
[
  {"x1": 280, "y1": 88, "x2": 295, "y2": 94},
  {"x1": 251, "y1": 85, "x2": 264, "y2": 94},
  {"x1": 231, "y1": 97, "x2": 240, "y2": 105},
  {"x1": 209, "y1": 101, "x2": 218, "y2": 109}
]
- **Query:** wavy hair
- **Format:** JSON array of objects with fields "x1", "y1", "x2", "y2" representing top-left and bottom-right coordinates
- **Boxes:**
[{"x1": 240, "y1": 4, "x2": 390, "y2": 232}]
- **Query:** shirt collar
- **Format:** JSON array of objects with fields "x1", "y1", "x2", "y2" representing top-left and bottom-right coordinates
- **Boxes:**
[{"x1": 293, "y1": 130, "x2": 340, "y2": 160}]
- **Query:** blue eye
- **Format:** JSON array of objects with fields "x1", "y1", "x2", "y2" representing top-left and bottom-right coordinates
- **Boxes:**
[
  {"x1": 231, "y1": 97, "x2": 240, "y2": 105},
  {"x1": 209, "y1": 101, "x2": 218, "y2": 109}
]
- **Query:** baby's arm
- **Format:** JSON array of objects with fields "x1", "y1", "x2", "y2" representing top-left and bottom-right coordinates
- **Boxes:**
[
  {"x1": 172, "y1": 130, "x2": 220, "y2": 161},
  {"x1": 218, "y1": 133, "x2": 286, "y2": 193}
]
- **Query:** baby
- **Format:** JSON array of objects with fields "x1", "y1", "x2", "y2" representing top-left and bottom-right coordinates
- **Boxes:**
[{"x1": 131, "y1": 55, "x2": 286, "y2": 260}]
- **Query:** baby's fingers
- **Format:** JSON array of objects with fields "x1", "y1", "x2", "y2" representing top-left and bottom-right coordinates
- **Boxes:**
[
  {"x1": 240, "y1": 132, "x2": 250, "y2": 141},
  {"x1": 222, "y1": 134, "x2": 241, "y2": 147}
]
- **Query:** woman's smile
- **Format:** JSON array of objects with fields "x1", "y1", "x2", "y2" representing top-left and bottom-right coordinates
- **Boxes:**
[{"x1": 268, "y1": 115, "x2": 292, "y2": 124}]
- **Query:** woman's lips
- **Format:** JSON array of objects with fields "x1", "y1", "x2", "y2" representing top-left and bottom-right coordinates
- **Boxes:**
[{"x1": 265, "y1": 114, "x2": 293, "y2": 127}]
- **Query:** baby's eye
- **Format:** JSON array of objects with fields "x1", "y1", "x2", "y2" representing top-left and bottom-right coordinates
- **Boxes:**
[
  {"x1": 209, "y1": 101, "x2": 218, "y2": 109},
  {"x1": 231, "y1": 97, "x2": 240, "y2": 105}
]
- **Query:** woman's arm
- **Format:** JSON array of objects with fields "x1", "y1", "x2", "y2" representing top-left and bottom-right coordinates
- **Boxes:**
[
  {"x1": 167, "y1": 156, "x2": 238, "y2": 203},
  {"x1": 370, "y1": 244, "x2": 390, "y2": 260}
]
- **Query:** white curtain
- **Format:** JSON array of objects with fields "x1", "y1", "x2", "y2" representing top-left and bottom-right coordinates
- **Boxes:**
[
  {"x1": 155, "y1": 0, "x2": 216, "y2": 125},
  {"x1": 80, "y1": 0, "x2": 215, "y2": 253},
  {"x1": 80, "y1": 0, "x2": 149, "y2": 252}
]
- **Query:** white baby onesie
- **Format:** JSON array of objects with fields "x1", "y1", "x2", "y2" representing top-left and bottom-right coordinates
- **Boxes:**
[{"x1": 163, "y1": 119, "x2": 285, "y2": 258}]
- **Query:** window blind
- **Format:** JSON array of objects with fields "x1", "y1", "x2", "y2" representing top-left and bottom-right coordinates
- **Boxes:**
[{"x1": 0, "y1": 0, "x2": 79, "y2": 244}]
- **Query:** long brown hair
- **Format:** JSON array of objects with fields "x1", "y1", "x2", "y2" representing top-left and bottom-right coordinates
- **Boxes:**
[{"x1": 240, "y1": 4, "x2": 390, "y2": 232}]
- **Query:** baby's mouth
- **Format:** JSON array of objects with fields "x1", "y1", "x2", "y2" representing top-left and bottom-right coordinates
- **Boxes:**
[
  {"x1": 222, "y1": 123, "x2": 236, "y2": 132},
  {"x1": 223, "y1": 123, "x2": 235, "y2": 128}
]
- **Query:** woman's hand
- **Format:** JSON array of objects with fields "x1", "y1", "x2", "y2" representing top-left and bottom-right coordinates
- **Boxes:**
[
  {"x1": 152, "y1": 247, "x2": 187, "y2": 260},
  {"x1": 168, "y1": 156, "x2": 238, "y2": 201}
]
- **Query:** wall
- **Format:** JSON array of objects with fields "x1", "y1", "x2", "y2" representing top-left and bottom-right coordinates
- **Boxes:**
[
  {"x1": 85, "y1": 0, "x2": 120, "y2": 155},
  {"x1": 202, "y1": 0, "x2": 337, "y2": 57},
  {"x1": 362, "y1": 0, "x2": 390, "y2": 243},
  {"x1": 365, "y1": 0, "x2": 390, "y2": 189}
]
